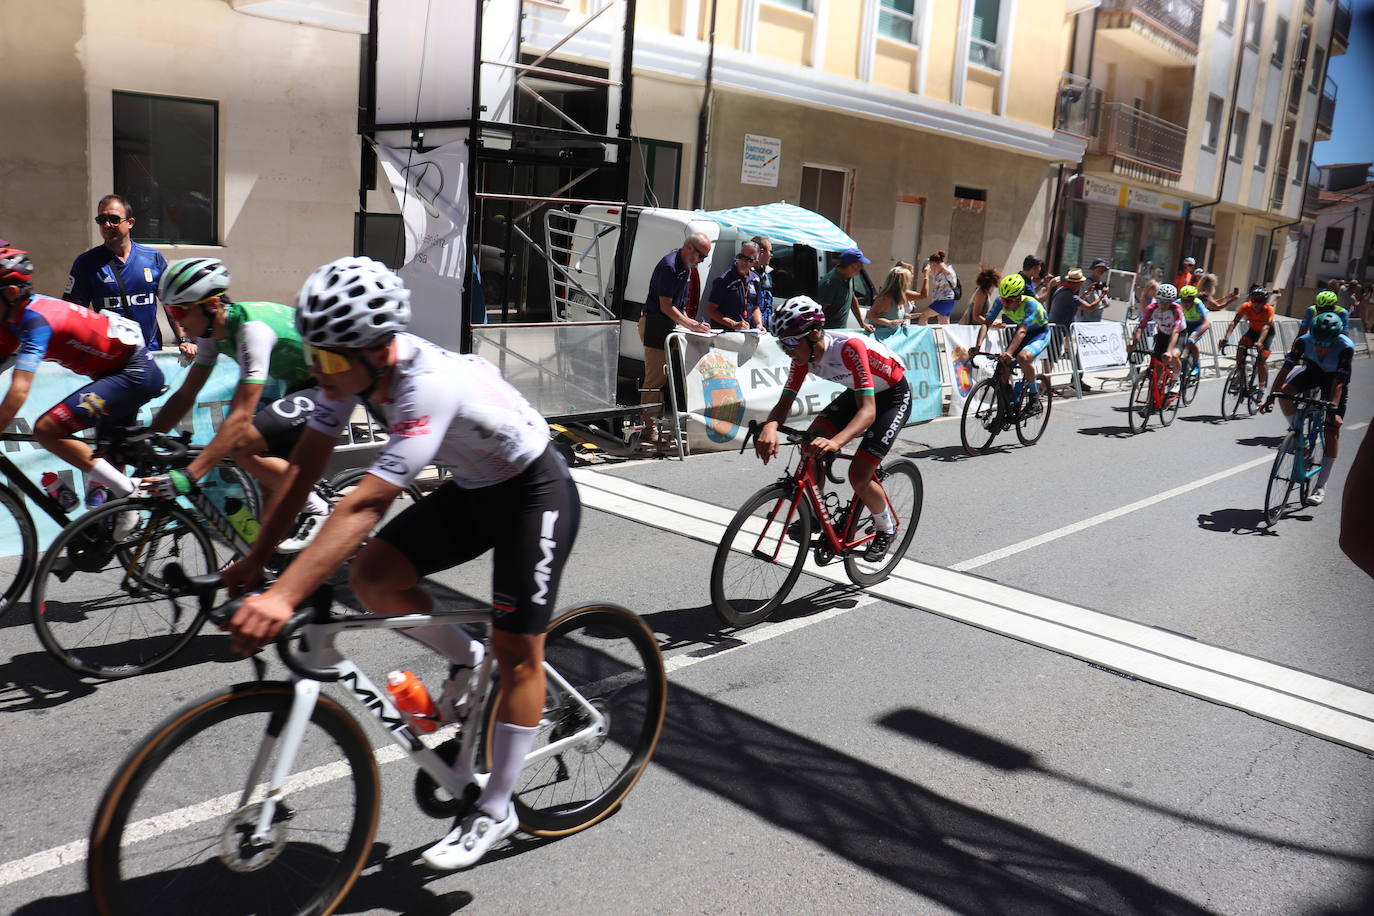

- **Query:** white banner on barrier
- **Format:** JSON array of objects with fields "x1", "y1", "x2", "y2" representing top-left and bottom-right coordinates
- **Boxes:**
[
  {"x1": 941, "y1": 324, "x2": 995, "y2": 415},
  {"x1": 1074, "y1": 321, "x2": 1129, "y2": 371}
]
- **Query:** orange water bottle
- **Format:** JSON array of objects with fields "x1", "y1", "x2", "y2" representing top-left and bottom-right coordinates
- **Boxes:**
[{"x1": 385, "y1": 670, "x2": 437, "y2": 733}]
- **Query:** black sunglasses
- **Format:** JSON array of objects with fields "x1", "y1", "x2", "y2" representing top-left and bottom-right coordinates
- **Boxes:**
[{"x1": 94, "y1": 215, "x2": 127, "y2": 226}]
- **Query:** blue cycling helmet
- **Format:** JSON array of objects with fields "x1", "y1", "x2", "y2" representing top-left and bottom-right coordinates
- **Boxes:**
[{"x1": 1310, "y1": 310, "x2": 1343, "y2": 344}]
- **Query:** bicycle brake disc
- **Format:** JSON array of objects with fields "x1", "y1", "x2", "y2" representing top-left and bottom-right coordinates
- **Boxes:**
[{"x1": 413, "y1": 737, "x2": 481, "y2": 818}]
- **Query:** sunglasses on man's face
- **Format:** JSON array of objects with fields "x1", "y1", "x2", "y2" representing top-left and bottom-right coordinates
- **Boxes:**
[
  {"x1": 94, "y1": 215, "x2": 128, "y2": 226},
  {"x1": 305, "y1": 344, "x2": 354, "y2": 376},
  {"x1": 691, "y1": 245, "x2": 710, "y2": 259},
  {"x1": 736, "y1": 254, "x2": 757, "y2": 263}
]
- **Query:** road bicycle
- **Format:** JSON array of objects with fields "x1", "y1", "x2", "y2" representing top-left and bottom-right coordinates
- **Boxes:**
[
  {"x1": 88, "y1": 567, "x2": 667, "y2": 916},
  {"x1": 1126, "y1": 346, "x2": 1180, "y2": 433},
  {"x1": 959, "y1": 351, "x2": 1053, "y2": 456},
  {"x1": 1220, "y1": 341, "x2": 1266, "y2": 419},
  {"x1": 1263, "y1": 392, "x2": 1335, "y2": 525},
  {"x1": 710, "y1": 420, "x2": 922, "y2": 628}
]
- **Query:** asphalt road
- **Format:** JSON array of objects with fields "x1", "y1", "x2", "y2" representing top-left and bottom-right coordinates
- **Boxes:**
[{"x1": 3, "y1": 358, "x2": 1373, "y2": 915}]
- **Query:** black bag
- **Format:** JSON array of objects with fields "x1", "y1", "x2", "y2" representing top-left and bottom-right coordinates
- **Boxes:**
[{"x1": 952, "y1": 277, "x2": 964, "y2": 302}]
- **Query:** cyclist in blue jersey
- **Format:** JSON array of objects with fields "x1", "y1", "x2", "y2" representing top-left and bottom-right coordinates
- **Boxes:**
[
  {"x1": 1261, "y1": 311, "x2": 1354, "y2": 506},
  {"x1": 65, "y1": 194, "x2": 191, "y2": 356},
  {"x1": 971, "y1": 273, "x2": 1051, "y2": 406},
  {"x1": 1298, "y1": 289, "x2": 1351, "y2": 335}
]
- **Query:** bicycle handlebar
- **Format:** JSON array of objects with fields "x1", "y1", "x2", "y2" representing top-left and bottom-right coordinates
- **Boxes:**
[
  {"x1": 163, "y1": 563, "x2": 341, "y2": 682},
  {"x1": 739, "y1": 420, "x2": 852, "y2": 480},
  {"x1": 1269, "y1": 391, "x2": 1337, "y2": 411}
]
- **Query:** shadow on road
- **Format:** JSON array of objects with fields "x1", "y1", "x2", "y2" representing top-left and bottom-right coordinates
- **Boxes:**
[
  {"x1": 1195, "y1": 508, "x2": 1280, "y2": 536},
  {"x1": 1236, "y1": 435, "x2": 1285, "y2": 448},
  {"x1": 640, "y1": 583, "x2": 867, "y2": 655},
  {"x1": 905, "y1": 444, "x2": 1003, "y2": 462},
  {"x1": 1177, "y1": 414, "x2": 1228, "y2": 424},
  {"x1": 1077, "y1": 425, "x2": 1136, "y2": 438}
]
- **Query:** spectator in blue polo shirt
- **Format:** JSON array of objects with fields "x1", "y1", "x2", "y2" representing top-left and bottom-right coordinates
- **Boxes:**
[
  {"x1": 65, "y1": 194, "x2": 191, "y2": 356},
  {"x1": 705, "y1": 241, "x2": 763, "y2": 331},
  {"x1": 638, "y1": 232, "x2": 712, "y2": 448}
]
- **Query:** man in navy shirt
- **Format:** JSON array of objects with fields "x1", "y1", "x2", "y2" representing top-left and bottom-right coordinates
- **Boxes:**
[
  {"x1": 705, "y1": 241, "x2": 762, "y2": 331},
  {"x1": 65, "y1": 194, "x2": 190, "y2": 355},
  {"x1": 638, "y1": 232, "x2": 712, "y2": 448}
]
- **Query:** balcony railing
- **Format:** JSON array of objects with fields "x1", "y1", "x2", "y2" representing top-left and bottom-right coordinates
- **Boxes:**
[
  {"x1": 1303, "y1": 163, "x2": 1322, "y2": 215},
  {"x1": 1317, "y1": 76, "x2": 1337, "y2": 134},
  {"x1": 1090, "y1": 101, "x2": 1188, "y2": 176},
  {"x1": 1055, "y1": 73, "x2": 1096, "y2": 137},
  {"x1": 1099, "y1": 0, "x2": 1203, "y2": 48},
  {"x1": 1333, "y1": 0, "x2": 1351, "y2": 47},
  {"x1": 1271, "y1": 167, "x2": 1288, "y2": 209}
]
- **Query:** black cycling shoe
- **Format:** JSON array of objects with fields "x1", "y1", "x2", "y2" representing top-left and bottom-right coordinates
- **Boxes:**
[{"x1": 863, "y1": 531, "x2": 893, "y2": 562}]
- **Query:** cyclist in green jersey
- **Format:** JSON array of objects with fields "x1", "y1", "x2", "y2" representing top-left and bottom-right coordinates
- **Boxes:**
[
  {"x1": 1298, "y1": 290, "x2": 1351, "y2": 335},
  {"x1": 1177, "y1": 285, "x2": 1211, "y2": 380},
  {"x1": 143, "y1": 258, "x2": 330, "y2": 551}
]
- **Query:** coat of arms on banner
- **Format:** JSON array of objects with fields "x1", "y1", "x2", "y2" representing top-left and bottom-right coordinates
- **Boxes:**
[
  {"x1": 697, "y1": 352, "x2": 745, "y2": 443},
  {"x1": 949, "y1": 346, "x2": 975, "y2": 397}
]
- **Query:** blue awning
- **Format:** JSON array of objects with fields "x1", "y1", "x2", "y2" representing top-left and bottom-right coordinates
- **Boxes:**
[{"x1": 699, "y1": 202, "x2": 857, "y2": 251}]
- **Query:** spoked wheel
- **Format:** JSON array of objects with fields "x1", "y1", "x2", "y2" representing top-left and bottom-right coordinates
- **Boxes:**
[
  {"x1": 1015, "y1": 375, "x2": 1053, "y2": 446},
  {"x1": 1264, "y1": 432, "x2": 1300, "y2": 525},
  {"x1": 0, "y1": 486, "x2": 37, "y2": 622},
  {"x1": 31, "y1": 498, "x2": 217, "y2": 679},
  {"x1": 485, "y1": 604, "x2": 666, "y2": 837},
  {"x1": 1158, "y1": 372, "x2": 1180, "y2": 426},
  {"x1": 843, "y1": 459, "x2": 923, "y2": 587},
  {"x1": 1221, "y1": 364, "x2": 1246, "y2": 419},
  {"x1": 327, "y1": 467, "x2": 426, "y2": 527},
  {"x1": 1244, "y1": 358, "x2": 1266, "y2": 416},
  {"x1": 960, "y1": 378, "x2": 1001, "y2": 456},
  {"x1": 710, "y1": 484, "x2": 811, "y2": 628},
  {"x1": 1298, "y1": 416, "x2": 1327, "y2": 506},
  {"x1": 88, "y1": 683, "x2": 381, "y2": 916},
  {"x1": 1128, "y1": 370, "x2": 1153, "y2": 434},
  {"x1": 1180, "y1": 351, "x2": 1200, "y2": 407}
]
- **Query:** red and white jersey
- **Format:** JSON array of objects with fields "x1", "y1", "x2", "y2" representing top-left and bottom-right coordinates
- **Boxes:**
[
  {"x1": 1143, "y1": 301, "x2": 1186, "y2": 336},
  {"x1": 783, "y1": 330, "x2": 905, "y2": 395}
]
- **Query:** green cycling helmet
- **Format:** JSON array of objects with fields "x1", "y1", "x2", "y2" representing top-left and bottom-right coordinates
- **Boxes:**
[
  {"x1": 1310, "y1": 310, "x2": 1343, "y2": 343},
  {"x1": 998, "y1": 274, "x2": 1026, "y2": 299},
  {"x1": 1178, "y1": 285, "x2": 1198, "y2": 299},
  {"x1": 1313, "y1": 290, "x2": 1339, "y2": 309}
]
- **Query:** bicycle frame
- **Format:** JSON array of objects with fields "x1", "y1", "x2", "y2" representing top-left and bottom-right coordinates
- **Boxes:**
[
  {"x1": 0, "y1": 443, "x2": 79, "y2": 528},
  {"x1": 239, "y1": 608, "x2": 608, "y2": 847},
  {"x1": 1145, "y1": 355, "x2": 1175, "y2": 409}
]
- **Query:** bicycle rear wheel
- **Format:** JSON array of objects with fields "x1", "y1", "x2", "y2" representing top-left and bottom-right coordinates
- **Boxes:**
[
  {"x1": 485, "y1": 604, "x2": 666, "y2": 837},
  {"x1": 1221, "y1": 364, "x2": 1245, "y2": 419},
  {"x1": 1128, "y1": 370, "x2": 1153, "y2": 434},
  {"x1": 1015, "y1": 375, "x2": 1053, "y2": 446},
  {"x1": 0, "y1": 485, "x2": 37, "y2": 621},
  {"x1": 1158, "y1": 373, "x2": 1180, "y2": 426},
  {"x1": 1264, "y1": 432, "x2": 1300, "y2": 525},
  {"x1": 32, "y1": 498, "x2": 217, "y2": 678},
  {"x1": 960, "y1": 378, "x2": 1000, "y2": 455},
  {"x1": 1180, "y1": 351, "x2": 1200, "y2": 407},
  {"x1": 88, "y1": 683, "x2": 380, "y2": 916},
  {"x1": 710, "y1": 483, "x2": 811, "y2": 628},
  {"x1": 843, "y1": 459, "x2": 923, "y2": 587},
  {"x1": 1299, "y1": 414, "x2": 1327, "y2": 505},
  {"x1": 1244, "y1": 357, "x2": 1265, "y2": 416}
]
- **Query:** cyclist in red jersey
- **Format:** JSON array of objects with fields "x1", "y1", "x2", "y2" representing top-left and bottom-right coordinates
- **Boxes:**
[
  {"x1": 754, "y1": 296, "x2": 912, "y2": 560},
  {"x1": 0, "y1": 249, "x2": 164, "y2": 504}
]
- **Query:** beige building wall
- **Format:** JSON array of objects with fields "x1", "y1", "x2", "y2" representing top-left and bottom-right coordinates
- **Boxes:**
[{"x1": 3, "y1": 0, "x2": 359, "y2": 307}]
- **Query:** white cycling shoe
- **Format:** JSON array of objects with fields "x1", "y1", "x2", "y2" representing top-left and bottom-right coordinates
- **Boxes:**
[
  {"x1": 422, "y1": 805, "x2": 518, "y2": 870},
  {"x1": 1306, "y1": 487, "x2": 1326, "y2": 506},
  {"x1": 277, "y1": 507, "x2": 328, "y2": 553}
]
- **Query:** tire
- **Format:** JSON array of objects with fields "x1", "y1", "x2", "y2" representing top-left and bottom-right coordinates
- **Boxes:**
[
  {"x1": 960, "y1": 378, "x2": 1001, "y2": 456},
  {"x1": 483, "y1": 604, "x2": 666, "y2": 837},
  {"x1": 1158, "y1": 372, "x2": 1180, "y2": 427},
  {"x1": 1299, "y1": 414, "x2": 1327, "y2": 505},
  {"x1": 1181, "y1": 350, "x2": 1200, "y2": 407},
  {"x1": 1264, "y1": 432, "x2": 1300, "y2": 525},
  {"x1": 1128, "y1": 369, "x2": 1153, "y2": 434},
  {"x1": 1244, "y1": 358, "x2": 1265, "y2": 416},
  {"x1": 31, "y1": 498, "x2": 218, "y2": 679},
  {"x1": 1221, "y1": 364, "x2": 1245, "y2": 419},
  {"x1": 88, "y1": 683, "x2": 380, "y2": 916},
  {"x1": 1015, "y1": 375, "x2": 1053, "y2": 446},
  {"x1": 710, "y1": 483, "x2": 811, "y2": 628},
  {"x1": 843, "y1": 459, "x2": 923, "y2": 587},
  {"x1": 0, "y1": 485, "x2": 37, "y2": 622}
]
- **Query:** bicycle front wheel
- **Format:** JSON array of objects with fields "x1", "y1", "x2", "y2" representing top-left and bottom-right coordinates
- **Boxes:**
[
  {"x1": 485, "y1": 604, "x2": 666, "y2": 837},
  {"x1": 960, "y1": 378, "x2": 1000, "y2": 455},
  {"x1": 1158, "y1": 374, "x2": 1180, "y2": 426},
  {"x1": 89, "y1": 683, "x2": 380, "y2": 916},
  {"x1": 1128, "y1": 370, "x2": 1152, "y2": 434},
  {"x1": 710, "y1": 483, "x2": 811, "y2": 628},
  {"x1": 843, "y1": 459, "x2": 923, "y2": 587},
  {"x1": 1244, "y1": 357, "x2": 1265, "y2": 416},
  {"x1": 1300, "y1": 414, "x2": 1327, "y2": 505},
  {"x1": 1181, "y1": 352, "x2": 1200, "y2": 407},
  {"x1": 1221, "y1": 364, "x2": 1245, "y2": 419},
  {"x1": 32, "y1": 498, "x2": 217, "y2": 678},
  {"x1": 0, "y1": 485, "x2": 37, "y2": 621},
  {"x1": 1015, "y1": 375, "x2": 1053, "y2": 446},
  {"x1": 1264, "y1": 432, "x2": 1300, "y2": 525}
]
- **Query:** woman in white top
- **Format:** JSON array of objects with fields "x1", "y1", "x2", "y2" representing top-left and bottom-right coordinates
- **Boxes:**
[
  {"x1": 865, "y1": 263, "x2": 919, "y2": 338},
  {"x1": 911, "y1": 250, "x2": 958, "y2": 325}
]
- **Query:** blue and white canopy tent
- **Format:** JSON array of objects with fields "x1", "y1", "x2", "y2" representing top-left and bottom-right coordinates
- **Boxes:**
[{"x1": 699, "y1": 202, "x2": 857, "y2": 251}]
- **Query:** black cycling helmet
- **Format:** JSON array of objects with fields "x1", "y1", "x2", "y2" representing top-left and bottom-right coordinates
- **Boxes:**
[{"x1": 1248, "y1": 285, "x2": 1270, "y2": 302}]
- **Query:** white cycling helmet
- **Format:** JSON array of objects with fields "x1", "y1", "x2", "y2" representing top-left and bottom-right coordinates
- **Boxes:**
[
  {"x1": 770, "y1": 295, "x2": 826, "y2": 338},
  {"x1": 1154, "y1": 283, "x2": 1179, "y2": 303},
  {"x1": 295, "y1": 256, "x2": 411, "y2": 348},
  {"x1": 159, "y1": 258, "x2": 230, "y2": 306}
]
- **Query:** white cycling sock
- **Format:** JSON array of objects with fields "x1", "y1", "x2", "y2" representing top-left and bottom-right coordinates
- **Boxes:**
[
  {"x1": 305, "y1": 490, "x2": 330, "y2": 516},
  {"x1": 403, "y1": 623, "x2": 484, "y2": 669},
  {"x1": 477, "y1": 722, "x2": 539, "y2": 821},
  {"x1": 1317, "y1": 461, "x2": 1334, "y2": 488},
  {"x1": 872, "y1": 508, "x2": 895, "y2": 534},
  {"x1": 89, "y1": 459, "x2": 134, "y2": 497}
]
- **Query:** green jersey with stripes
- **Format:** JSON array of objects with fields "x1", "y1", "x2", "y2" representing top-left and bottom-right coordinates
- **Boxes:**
[{"x1": 193, "y1": 300, "x2": 312, "y2": 388}]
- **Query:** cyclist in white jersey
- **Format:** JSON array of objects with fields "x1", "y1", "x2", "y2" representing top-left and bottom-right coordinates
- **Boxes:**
[
  {"x1": 1132, "y1": 283, "x2": 1186, "y2": 392},
  {"x1": 222, "y1": 257, "x2": 580, "y2": 870},
  {"x1": 754, "y1": 296, "x2": 912, "y2": 560}
]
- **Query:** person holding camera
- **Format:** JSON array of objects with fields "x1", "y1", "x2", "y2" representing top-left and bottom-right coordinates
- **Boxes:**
[
  {"x1": 1048, "y1": 267, "x2": 1106, "y2": 390},
  {"x1": 911, "y1": 250, "x2": 959, "y2": 325}
]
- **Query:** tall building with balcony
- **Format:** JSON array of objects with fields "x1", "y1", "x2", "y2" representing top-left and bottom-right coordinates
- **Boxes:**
[
  {"x1": 520, "y1": 0, "x2": 1089, "y2": 290},
  {"x1": 1054, "y1": 0, "x2": 1349, "y2": 306}
]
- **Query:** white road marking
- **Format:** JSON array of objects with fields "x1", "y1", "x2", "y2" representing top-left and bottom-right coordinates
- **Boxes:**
[
  {"x1": 664, "y1": 596, "x2": 879, "y2": 676},
  {"x1": 952, "y1": 421, "x2": 1368, "y2": 571},
  {"x1": 571, "y1": 467, "x2": 1374, "y2": 753}
]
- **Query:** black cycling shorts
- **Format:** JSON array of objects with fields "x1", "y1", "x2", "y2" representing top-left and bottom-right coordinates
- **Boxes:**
[
  {"x1": 1151, "y1": 332, "x2": 1177, "y2": 359},
  {"x1": 374, "y1": 444, "x2": 581, "y2": 634},
  {"x1": 1284, "y1": 366, "x2": 1348, "y2": 420},
  {"x1": 812, "y1": 378, "x2": 911, "y2": 465},
  {"x1": 252, "y1": 386, "x2": 322, "y2": 458}
]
